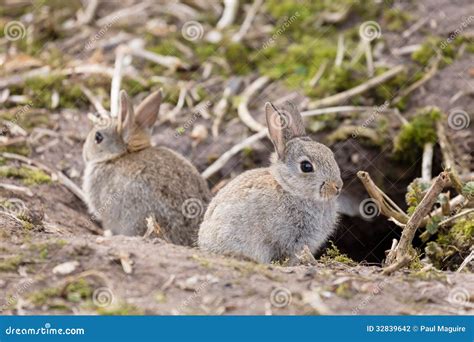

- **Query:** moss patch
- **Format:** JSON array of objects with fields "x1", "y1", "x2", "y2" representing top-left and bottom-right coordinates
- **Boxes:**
[
  {"x1": 0, "y1": 166, "x2": 51, "y2": 185},
  {"x1": 0, "y1": 255, "x2": 23, "y2": 272},
  {"x1": 320, "y1": 242, "x2": 356, "y2": 265},
  {"x1": 393, "y1": 107, "x2": 442, "y2": 163}
]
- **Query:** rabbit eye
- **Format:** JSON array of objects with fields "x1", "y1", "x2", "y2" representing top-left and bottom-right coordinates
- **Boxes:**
[
  {"x1": 300, "y1": 161, "x2": 314, "y2": 173},
  {"x1": 95, "y1": 131, "x2": 104, "y2": 144}
]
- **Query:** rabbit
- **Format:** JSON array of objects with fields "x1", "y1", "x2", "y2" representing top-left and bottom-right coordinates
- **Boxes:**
[
  {"x1": 198, "y1": 102, "x2": 343, "y2": 263},
  {"x1": 82, "y1": 89, "x2": 211, "y2": 246}
]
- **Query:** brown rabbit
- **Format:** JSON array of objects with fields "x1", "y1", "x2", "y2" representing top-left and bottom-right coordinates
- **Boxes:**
[
  {"x1": 198, "y1": 102, "x2": 343, "y2": 263},
  {"x1": 83, "y1": 90, "x2": 211, "y2": 245}
]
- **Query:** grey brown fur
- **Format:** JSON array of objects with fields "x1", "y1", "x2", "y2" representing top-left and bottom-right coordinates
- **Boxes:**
[
  {"x1": 198, "y1": 102, "x2": 342, "y2": 263},
  {"x1": 83, "y1": 90, "x2": 211, "y2": 245}
]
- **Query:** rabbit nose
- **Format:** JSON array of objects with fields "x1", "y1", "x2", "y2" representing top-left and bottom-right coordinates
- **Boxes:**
[{"x1": 327, "y1": 181, "x2": 342, "y2": 196}]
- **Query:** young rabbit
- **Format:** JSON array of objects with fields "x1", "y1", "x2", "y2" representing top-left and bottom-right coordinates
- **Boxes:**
[
  {"x1": 83, "y1": 90, "x2": 211, "y2": 246},
  {"x1": 198, "y1": 102, "x2": 343, "y2": 263}
]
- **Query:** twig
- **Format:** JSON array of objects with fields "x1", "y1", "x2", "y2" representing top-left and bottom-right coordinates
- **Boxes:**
[
  {"x1": 237, "y1": 76, "x2": 269, "y2": 132},
  {"x1": 76, "y1": 0, "x2": 99, "y2": 26},
  {"x1": 402, "y1": 17, "x2": 429, "y2": 38},
  {"x1": 436, "y1": 121, "x2": 464, "y2": 192},
  {"x1": 392, "y1": 58, "x2": 439, "y2": 104},
  {"x1": 335, "y1": 35, "x2": 344, "y2": 67},
  {"x1": 389, "y1": 171, "x2": 450, "y2": 265},
  {"x1": 428, "y1": 194, "x2": 465, "y2": 220},
  {"x1": 0, "y1": 183, "x2": 34, "y2": 197},
  {"x1": 80, "y1": 85, "x2": 107, "y2": 116},
  {"x1": 309, "y1": 60, "x2": 328, "y2": 87},
  {"x1": 457, "y1": 250, "x2": 474, "y2": 273},
  {"x1": 421, "y1": 142, "x2": 433, "y2": 182},
  {"x1": 202, "y1": 129, "x2": 268, "y2": 179},
  {"x1": 1, "y1": 152, "x2": 86, "y2": 203},
  {"x1": 382, "y1": 255, "x2": 411, "y2": 275},
  {"x1": 130, "y1": 47, "x2": 188, "y2": 71},
  {"x1": 357, "y1": 171, "x2": 409, "y2": 224},
  {"x1": 110, "y1": 46, "x2": 127, "y2": 118},
  {"x1": 439, "y1": 209, "x2": 474, "y2": 228},
  {"x1": 206, "y1": 0, "x2": 239, "y2": 42},
  {"x1": 217, "y1": 0, "x2": 239, "y2": 29},
  {"x1": 232, "y1": 0, "x2": 263, "y2": 42},
  {"x1": 391, "y1": 44, "x2": 422, "y2": 56},
  {"x1": 301, "y1": 105, "x2": 393, "y2": 117},
  {"x1": 363, "y1": 40, "x2": 374, "y2": 77},
  {"x1": 96, "y1": 2, "x2": 150, "y2": 27},
  {"x1": 308, "y1": 65, "x2": 405, "y2": 109}
]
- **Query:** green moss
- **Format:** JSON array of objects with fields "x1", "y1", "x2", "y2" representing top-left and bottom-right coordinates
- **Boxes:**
[
  {"x1": 383, "y1": 9, "x2": 412, "y2": 31},
  {"x1": 29, "y1": 241, "x2": 65, "y2": 260},
  {"x1": 393, "y1": 107, "x2": 442, "y2": 163},
  {"x1": 334, "y1": 282, "x2": 354, "y2": 299},
  {"x1": 9, "y1": 75, "x2": 89, "y2": 109},
  {"x1": 0, "y1": 255, "x2": 22, "y2": 272},
  {"x1": 426, "y1": 218, "x2": 474, "y2": 270},
  {"x1": 0, "y1": 166, "x2": 51, "y2": 185},
  {"x1": 149, "y1": 38, "x2": 183, "y2": 58},
  {"x1": 411, "y1": 36, "x2": 461, "y2": 66},
  {"x1": 405, "y1": 178, "x2": 431, "y2": 215},
  {"x1": 0, "y1": 145, "x2": 31, "y2": 156},
  {"x1": 65, "y1": 279, "x2": 93, "y2": 303},
  {"x1": 28, "y1": 287, "x2": 61, "y2": 306},
  {"x1": 320, "y1": 242, "x2": 356, "y2": 265},
  {"x1": 97, "y1": 302, "x2": 143, "y2": 315}
]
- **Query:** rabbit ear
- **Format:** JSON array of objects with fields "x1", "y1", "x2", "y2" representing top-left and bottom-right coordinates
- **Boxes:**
[
  {"x1": 283, "y1": 101, "x2": 306, "y2": 137},
  {"x1": 117, "y1": 90, "x2": 132, "y2": 134},
  {"x1": 265, "y1": 102, "x2": 306, "y2": 158},
  {"x1": 265, "y1": 102, "x2": 285, "y2": 157},
  {"x1": 134, "y1": 89, "x2": 162, "y2": 131}
]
